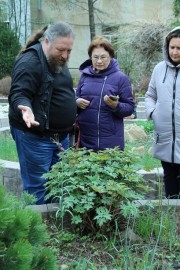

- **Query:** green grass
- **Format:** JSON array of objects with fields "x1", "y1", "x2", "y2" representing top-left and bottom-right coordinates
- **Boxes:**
[
  {"x1": 128, "y1": 120, "x2": 161, "y2": 171},
  {"x1": 0, "y1": 132, "x2": 18, "y2": 162}
]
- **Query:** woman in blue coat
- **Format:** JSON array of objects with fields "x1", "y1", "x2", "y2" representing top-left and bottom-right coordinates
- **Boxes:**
[{"x1": 76, "y1": 36, "x2": 134, "y2": 151}]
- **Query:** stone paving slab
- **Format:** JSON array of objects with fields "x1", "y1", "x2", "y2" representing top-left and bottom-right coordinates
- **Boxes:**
[
  {"x1": 0, "y1": 103, "x2": 8, "y2": 115},
  {"x1": 0, "y1": 97, "x2": 8, "y2": 103},
  {"x1": 0, "y1": 118, "x2": 9, "y2": 128},
  {"x1": 0, "y1": 127, "x2": 10, "y2": 132},
  {"x1": 0, "y1": 102, "x2": 9, "y2": 127}
]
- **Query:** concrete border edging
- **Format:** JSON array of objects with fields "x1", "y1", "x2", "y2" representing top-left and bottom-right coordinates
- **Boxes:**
[
  {"x1": 0, "y1": 159, "x2": 22, "y2": 197},
  {"x1": 26, "y1": 200, "x2": 180, "y2": 220},
  {"x1": 26, "y1": 203, "x2": 60, "y2": 219}
]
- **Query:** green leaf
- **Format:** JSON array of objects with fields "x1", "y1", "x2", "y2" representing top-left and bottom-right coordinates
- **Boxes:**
[
  {"x1": 94, "y1": 207, "x2": 112, "y2": 227},
  {"x1": 72, "y1": 215, "x2": 82, "y2": 224}
]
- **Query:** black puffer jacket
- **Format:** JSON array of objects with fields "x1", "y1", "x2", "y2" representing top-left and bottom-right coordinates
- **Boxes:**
[{"x1": 8, "y1": 43, "x2": 77, "y2": 137}]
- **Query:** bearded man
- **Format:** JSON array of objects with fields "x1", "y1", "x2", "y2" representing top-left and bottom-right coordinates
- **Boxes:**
[{"x1": 8, "y1": 22, "x2": 77, "y2": 204}]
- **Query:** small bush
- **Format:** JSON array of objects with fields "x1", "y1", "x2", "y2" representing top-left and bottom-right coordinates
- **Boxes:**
[
  {"x1": 0, "y1": 76, "x2": 11, "y2": 96},
  {"x1": 0, "y1": 185, "x2": 58, "y2": 269},
  {"x1": 0, "y1": 22, "x2": 21, "y2": 79},
  {"x1": 45, "y1": 147, "x2": 151, "y2": 235},
  {"x1": 138, "y1": 75, "x2": 151, "y2": 96},
  {"x1": 136, "y1": 120, "x2": 154, "y2": 133}
]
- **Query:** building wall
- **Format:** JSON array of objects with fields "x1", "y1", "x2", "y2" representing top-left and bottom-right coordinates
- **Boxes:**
[
  {"x1": 98, "y1": 0, "x2": 173, "y2": 25},
  {"x1": 30, "y1": 0, "x2": 174, "y2": 76}
]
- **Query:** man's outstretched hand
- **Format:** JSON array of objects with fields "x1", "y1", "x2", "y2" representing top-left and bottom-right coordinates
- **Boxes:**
[{"x1": 18, "y1": 105, "x2": 40, "y2": 128}]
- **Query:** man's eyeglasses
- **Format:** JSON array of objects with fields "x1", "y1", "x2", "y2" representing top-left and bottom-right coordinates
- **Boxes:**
[{"x1": 91, "y1": 56, "x2": 109, "y2": 61}]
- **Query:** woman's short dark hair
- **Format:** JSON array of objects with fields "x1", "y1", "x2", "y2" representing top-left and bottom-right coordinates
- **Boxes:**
[{"x1": 88, "y1": 36, "x2": 115, "y2": 58}]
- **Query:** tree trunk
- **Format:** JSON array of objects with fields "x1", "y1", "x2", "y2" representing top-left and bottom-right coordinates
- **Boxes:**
[{"x1": 88, "y1": 0, "x2": 96, "y2": 40}]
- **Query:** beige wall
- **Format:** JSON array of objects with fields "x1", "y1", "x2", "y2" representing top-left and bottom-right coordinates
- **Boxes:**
[
  {"x1": 30, "y1": 0, "x2": 174, "y2": 76},
  {"x1": 97, "y1": 0, "x2": 173, "y2": 25}
]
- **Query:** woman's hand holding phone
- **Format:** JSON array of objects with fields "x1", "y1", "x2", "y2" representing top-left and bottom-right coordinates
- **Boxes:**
[
  {"x1": 109, "y1": 95, "x2": 119, "y2": 101},
  {"x1": 104, "y1": 95, "x2": 119, "y2": 109}
]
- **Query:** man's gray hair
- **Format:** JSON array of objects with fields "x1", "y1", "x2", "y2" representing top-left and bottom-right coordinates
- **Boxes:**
[{"x1": 41, "y1": 21, "x2": 75, "y2": 42}]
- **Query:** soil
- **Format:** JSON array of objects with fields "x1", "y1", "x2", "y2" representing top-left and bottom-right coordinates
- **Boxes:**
[{"x1": 45, "y1": 208, "x2": 180, "y2": 270}]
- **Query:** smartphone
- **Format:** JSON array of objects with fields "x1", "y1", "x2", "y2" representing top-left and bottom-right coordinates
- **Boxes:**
[{"x1": 109, "y1": 95, "x2": 119, "y2": 101}]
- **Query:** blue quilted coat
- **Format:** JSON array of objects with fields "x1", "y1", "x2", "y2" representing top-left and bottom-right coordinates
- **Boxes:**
[{"x1": 76, "y1": 58, "x2": 134, "y2": 151}]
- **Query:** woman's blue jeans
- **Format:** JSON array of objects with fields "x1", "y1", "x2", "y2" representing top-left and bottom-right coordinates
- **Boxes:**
[{"x1": 10, "y1": 127, "x2": 69, "y2": 205}]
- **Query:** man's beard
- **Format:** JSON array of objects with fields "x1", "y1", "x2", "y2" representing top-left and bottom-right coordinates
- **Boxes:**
[{"x1": 46, "y1": 55, "x2": 68, "y2": 73}]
